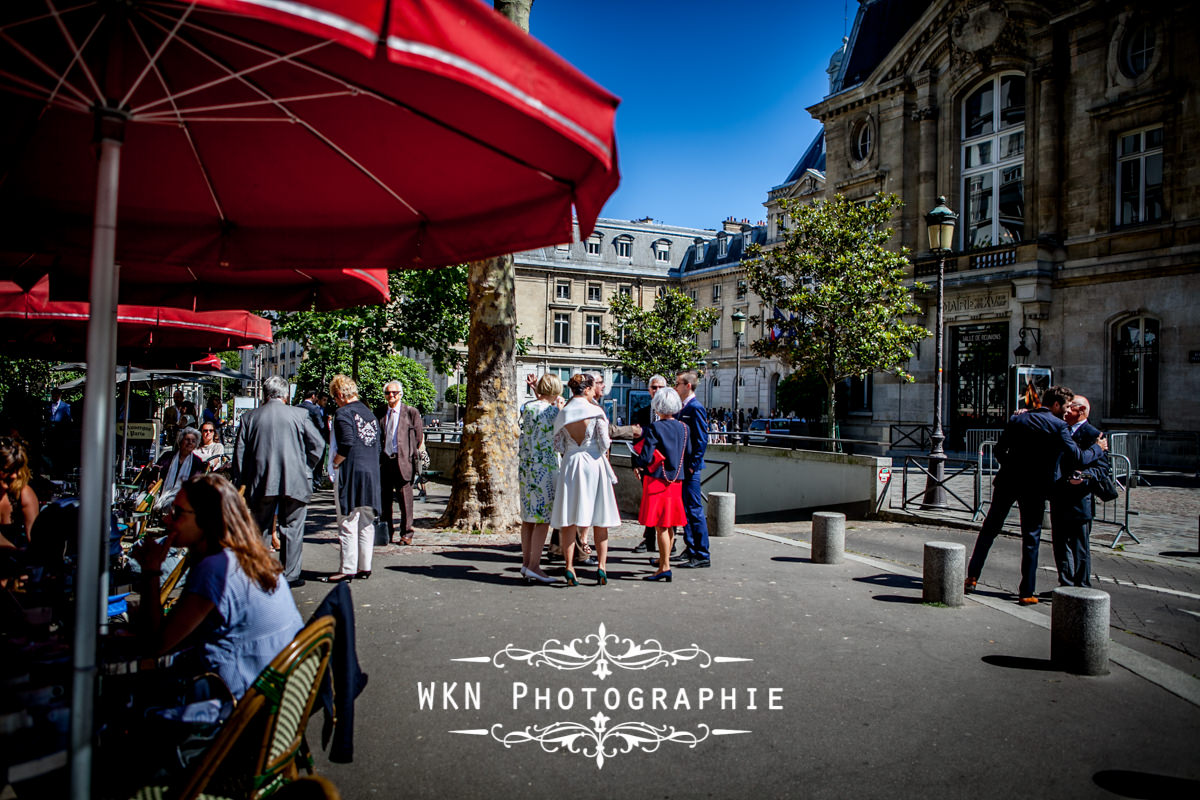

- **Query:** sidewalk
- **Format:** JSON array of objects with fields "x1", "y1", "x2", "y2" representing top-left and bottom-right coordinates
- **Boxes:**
[{"x1": 295, "y1": 481, "x2": 1200, "y2": 799}]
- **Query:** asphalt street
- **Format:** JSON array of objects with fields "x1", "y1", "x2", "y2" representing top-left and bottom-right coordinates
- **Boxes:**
[{"x1": 291, "y1": 483, "x2": 1200, "y2": 799}]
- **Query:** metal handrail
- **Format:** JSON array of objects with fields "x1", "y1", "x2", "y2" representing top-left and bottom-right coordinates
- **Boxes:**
[
  {"x1": 890, "y1": 424, "x2": 932, "y2": 450},
  {"x1": 699, "y1": 459, "x2": 731, "y2": 501}
]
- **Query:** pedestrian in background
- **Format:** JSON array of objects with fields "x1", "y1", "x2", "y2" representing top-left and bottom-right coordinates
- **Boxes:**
[
  {"x1": 377, "y1": 379, "x2": 423, "y2": 546},
  {"x1": 517, "y1": 373, "x2": 563, "y2": 584},
  {"x1": 674, "y1": 370, "x2": 711, "y2": 569},
  {"x1": 965, "y1": 385, "x2": 1106, "y2": 604},
  {"x1": 635, "y1": 387, "x2": 689, "y2": 583},
  {"x1": 550, "y1": 374, "x2": 619, "y2": 586},
  {"x1": 234, "y1": 375, "x2": 325, "y2": 589},
  {"x1": 1050, "y1": 395, "x2": 1107, "y2": 587},
  {"x1": 322, "y1": 375, "x2": 381, "y2": 583}
]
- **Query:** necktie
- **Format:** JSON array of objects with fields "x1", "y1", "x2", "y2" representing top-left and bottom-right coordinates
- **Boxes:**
[{"x1": 387, "y1": 409, "x2": 398, "y2": 456}]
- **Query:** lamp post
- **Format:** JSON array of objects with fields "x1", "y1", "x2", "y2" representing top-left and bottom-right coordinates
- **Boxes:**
[
  {"x1": 731, "y1": 310, "x2": 746, "y2": 442},
  {"x1": 708, "y1": 360, "x2": 720, "y2": 408},
  {"x1": 921, "y1": 196, "x2": 958, "y2": 509}
]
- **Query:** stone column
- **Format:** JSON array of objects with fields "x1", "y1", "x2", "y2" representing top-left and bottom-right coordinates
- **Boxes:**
[
  {"x1": 707, "y1": 492, "x2": 735, "y2": 538},
  {"x1": 922, "y1": 541, "x2": 965, "y2": 606},
  {"x1": 1051, "y1": 587, "x2": 1110, "y2": 675},
  {"x1": 811, "y1": 511, "x2": 845, "y2": 564}
]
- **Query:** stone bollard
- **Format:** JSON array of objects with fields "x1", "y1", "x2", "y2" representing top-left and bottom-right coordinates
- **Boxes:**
[
  {"x1": 707, "y1": 492, "x2": 735, "y2": 538},
  {"x1": 811, "y1": 511, "x2": 845, "y2": 564},
  {"x1": 922, "y1": 541, "x2": 965, "y2": 606},
  {"x1": 1051, "y1": 587, "x2": 1110, "y2": 675}
]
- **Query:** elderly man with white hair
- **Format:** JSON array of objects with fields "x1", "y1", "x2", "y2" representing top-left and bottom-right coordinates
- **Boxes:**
[
  {"x1": 233, "y1": 375, "x2": 326, "y2": 587},
  {"x1": 377, "y1": 378, "x2": 424, "y2": 545}
]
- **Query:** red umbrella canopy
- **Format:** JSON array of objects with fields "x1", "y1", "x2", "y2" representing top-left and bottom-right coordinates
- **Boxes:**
[
  {"x1": 0, "y1": 275, "x2": 273, "y2": 354},
  {"x1": 0, "y1": 0, "x2": 620, "y2": 304}
]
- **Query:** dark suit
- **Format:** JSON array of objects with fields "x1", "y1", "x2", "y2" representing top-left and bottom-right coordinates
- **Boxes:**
[
  {"x1": 967, "y1": 407, "x2": 1101, "y2": 598},
  {"x1": 677, "y1": 395, "x2": 710, "y2": 561},
  {"x1": 1050, "y1": 421, "x2": 1105, "y2": 587},
  {"x1": 300, "y1": 398, "x2": 327, "y2": 489},
  {"x1": 377, "y1": 403, "x2": 424, "y2": 544},
  {"x1": 234, "y1": 399, "x2": 326, "y2": 581}
]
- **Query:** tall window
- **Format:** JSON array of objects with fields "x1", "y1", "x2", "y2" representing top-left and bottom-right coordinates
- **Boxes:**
[
  {"x1": 553, "y1": 313, "x2": 570, "y2": 345},
  {"x1": 587, "y1": 283, "x2": 602, "y2": 303},
  {"x1": 718, "y1": 234, "x2": 729, "y2": 258},
  {"x1": 556, "y1": 280, "x2": 571, "y2": 300},
  {"x1": 1112, "y1": 316, "x2": 1159, "y2": 417},
  {"x1": 736, "y1": 279, "x2": 747, "y2": 299},
  {"x1": 1116, "y1": 127, "x2": 1164, "y2": 226},
  {"x1": 584, "y1": 314, "x2": 602, "y2": 346},
  {"x1": 619, "y1": 284, "x2": 632, "y2": 298},
  {"x1": 712, "y1": 284, "x2": 721, "y2": 303},
  {"x1": 962, "y1": 74, "x2": 1025, "y2": 250},
  {"x1": 710, "y1": 322, "x2": 721, "y2": 350}
]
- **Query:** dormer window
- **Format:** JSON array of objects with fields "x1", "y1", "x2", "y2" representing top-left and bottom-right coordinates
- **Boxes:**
[
  {"x1": 717, "y1": 234, "x2": 728, "y2": 258},
  {"x1": 654, "y1": 240, "x2": 671, "y2": 263},
  {"x1": 586, "y1": 233, "x2": 602, "y2": 257},
  {"x1": 615, "y1": 236, "x2": 632, "y2": 259},
  {"x1": 694, "y1": 239, "x2": 706, "y2": 263}
]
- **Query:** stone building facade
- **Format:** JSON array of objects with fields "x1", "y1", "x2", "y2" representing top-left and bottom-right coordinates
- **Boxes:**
[{"x1": 803, "y1": 0, "x2": 1199, "y2": 460}]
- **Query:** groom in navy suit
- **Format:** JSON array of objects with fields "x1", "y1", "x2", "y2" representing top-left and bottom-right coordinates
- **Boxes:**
[{"x1": 674, "y1": 370, "x2": 711, "y2": 568}]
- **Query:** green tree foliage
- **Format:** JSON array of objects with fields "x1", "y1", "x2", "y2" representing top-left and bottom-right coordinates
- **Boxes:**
[
  {"x1": 298, "y1": 352, "x2": 435, "y2": 414},
  {"x1": 274, "y1": 267, "x2": 468, "y2": 384},
  {"x1": 775, "y1": 371, "x2": 826, "y2": 420},
  {"x1": 0, "y1": 357, "x2": 83, "y2": 421},
  {"x1": 444, "y1": 383, "x2": 467, "y2": 406},
  {"x1": 743, "y1": 193, "x2": 927, "y2": 443},
  {"x1": 600, "y1": 287, "x2": 721, "y2": 382}
]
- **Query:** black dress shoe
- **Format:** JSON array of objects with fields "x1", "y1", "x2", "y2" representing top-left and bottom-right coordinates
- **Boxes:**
[
  {"x1": 578, "y1": 555, "x2": 599, "y2": 567},
  {"x1": 671, "y1": 551, "x2": 693, "y2": 564},
  {"x1": 631, "y1": 541, "x2": 649, "y2": 554},
  {"x1": 287, "y1": 578, "x2": 307, "y2": 588},
  {"x1": 678, "y1": 558, "x2": 710, "y2": 569}
]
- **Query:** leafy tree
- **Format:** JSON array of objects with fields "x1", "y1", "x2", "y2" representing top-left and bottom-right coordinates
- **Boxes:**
[
  {"x1": 274, "y1": 267, "x2": 468, "y2": 384},
  {"x1": 599, "y1": 287, "x2": 721, "y2": 382},
  {"x1": 438, "y1": 0, "x2": 531, "y2": 533},
  {"x1": 775, "y1": 370, "x2": 825, "y2": 420},
  {"x1": 0, "y1": 357, "x2": 81, "y2": 421},
  {"x1": 743, "y1": 193, "x2": 927, "y2": 444},
  {"x1": 444, "y1": 383, "x2": 467, "y2": 406},
  {"x1": 298, "y1": 352, "x2": 435, "y2": 414}
]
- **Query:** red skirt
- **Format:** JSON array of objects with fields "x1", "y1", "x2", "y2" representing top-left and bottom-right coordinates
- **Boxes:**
[{"x1": 638, "y1": 474, "x2": 687, "y2": 528}]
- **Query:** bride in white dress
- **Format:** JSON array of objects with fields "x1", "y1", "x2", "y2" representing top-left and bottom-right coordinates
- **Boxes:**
[{"x1": 550, "y1": 373, "x2": 620, "y2": 586}]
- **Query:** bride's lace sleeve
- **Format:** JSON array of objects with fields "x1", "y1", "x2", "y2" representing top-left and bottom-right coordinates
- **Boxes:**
[{"x1": 553, "y1": 425, "x2": 569, "y2": 454}]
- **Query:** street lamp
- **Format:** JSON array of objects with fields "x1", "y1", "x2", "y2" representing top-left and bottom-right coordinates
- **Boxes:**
[
  {"x1": 708, "y1": 360, "x2": 720, "y2": 407},
  {"x1": 731, "y1": 310, "x2": 746, "y2": 442},
  {"x1": 922, "y1": 196, "x2": 958, "y2": 509}
]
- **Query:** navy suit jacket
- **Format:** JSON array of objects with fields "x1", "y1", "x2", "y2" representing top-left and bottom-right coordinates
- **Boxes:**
[
  {"x1": 676, "y1": 396, "x2": 708, "y2": 474},
  {"x1": 1051, "y1": 421, "x2": 1107, "y2": 521},
  {"x1": 993, "y1": 407, "x2": 1099, "y2": 495},
  {"x1": 635, "y1": 418, "x2": 690, "y2": 481}
]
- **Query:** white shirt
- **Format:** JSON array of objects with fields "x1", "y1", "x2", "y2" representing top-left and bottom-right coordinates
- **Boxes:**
[{"x1": 384, "y1": 405, "x2": 399, "y2": 456}]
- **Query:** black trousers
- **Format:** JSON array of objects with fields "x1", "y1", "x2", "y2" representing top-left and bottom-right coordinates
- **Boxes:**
[{"x1": 380, "y1": 456, "x2": 414, "y2": 544}]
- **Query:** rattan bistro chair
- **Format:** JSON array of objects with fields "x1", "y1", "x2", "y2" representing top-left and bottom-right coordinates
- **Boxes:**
[{"x1": 131, "y1": 615, "x2": 336, "y2": 800}]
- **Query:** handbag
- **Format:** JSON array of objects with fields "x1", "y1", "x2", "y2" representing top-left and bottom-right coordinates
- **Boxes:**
[{"x1": 1091, "y1": 460, "x2": 1120, "y2": 503}]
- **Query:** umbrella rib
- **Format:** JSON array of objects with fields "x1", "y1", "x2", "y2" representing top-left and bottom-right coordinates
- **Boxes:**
[
  {"x1": 135, "y1": 90, "x2": 358, "y2": 119},
  {"x1": 0, "y1": 68, "x2": 91, "y2": 112},
  {"x1": 130, "y1": 8, "x2": 333, "y2": 116},
  {"x1": 0, "y1": 28, "x2": 95, "y2": 107},
  {"x1": 43, "y1": 0, "x2": 103, "y2": 101},
  {"x1": 117, "y1": 0, "x2": 195, "y2": 109},
  {"x1": 135, "y1": 12, "x2": 423, "y2": 217},
  {"x1": 126, "y1": 20, "x2": 228, "y2": 222}
]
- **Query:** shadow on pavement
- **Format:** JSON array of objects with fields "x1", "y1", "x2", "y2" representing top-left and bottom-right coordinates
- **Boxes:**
[
  {"x1": 868, "y1": 594, "x2": 924, "y2": 604},
  {"x1": 981, "y1": 654, "x2": 1057, "y2": 671},
  {"x1": 1159, "y1": 550, "x2": 1200, "y2": 558},
  {"x1": 770, "y1": 556, "x2": 813, "y2": 564},
  {"x1": 1093, "y1": 769, "x2": 1200, "y2": 798},
  {"x1": 386, "y1": 563, "x2": 520, "y2": 586},
  {"x1": 854, "y1": 573, "x2": 923, "y2": 590}
]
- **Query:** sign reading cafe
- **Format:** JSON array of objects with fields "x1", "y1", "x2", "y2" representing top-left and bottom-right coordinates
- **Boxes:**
[{"x1": 415, "y1": 624, "x2": 783, "y2": 768}]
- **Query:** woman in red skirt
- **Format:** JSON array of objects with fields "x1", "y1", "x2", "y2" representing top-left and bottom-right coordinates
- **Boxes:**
[{"x1": 634, "y1": 387, "x2": 690, "y2": 582}]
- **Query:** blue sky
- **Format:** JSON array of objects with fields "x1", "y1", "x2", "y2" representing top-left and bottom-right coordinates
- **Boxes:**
[{"x1": 527, "y1": 1, "x2": 853, "y2": 231}]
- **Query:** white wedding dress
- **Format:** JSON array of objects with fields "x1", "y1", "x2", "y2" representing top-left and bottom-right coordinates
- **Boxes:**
[{"x1": 549, "y1": 415, "x2": 620, "y2": 529}]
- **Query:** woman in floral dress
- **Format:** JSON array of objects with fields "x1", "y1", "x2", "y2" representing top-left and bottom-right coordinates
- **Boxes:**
[{"x1": 518, "y1": 373, "x2": 563, "y2": 584}]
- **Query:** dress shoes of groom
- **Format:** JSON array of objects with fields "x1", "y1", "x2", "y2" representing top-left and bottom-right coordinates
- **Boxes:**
[{"x1": 678, "y1": 558, "x2": 710, "y2": 569}]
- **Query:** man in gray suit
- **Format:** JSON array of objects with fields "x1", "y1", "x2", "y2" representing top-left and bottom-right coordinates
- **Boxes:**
[{"x1": 234, "y1": 376, "x2": 326, "y2": 587}]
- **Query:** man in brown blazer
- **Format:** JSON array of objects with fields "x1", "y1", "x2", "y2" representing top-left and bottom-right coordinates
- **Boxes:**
[{"x1": 377, "y1": 379, "x2": 424, "y2": 545}]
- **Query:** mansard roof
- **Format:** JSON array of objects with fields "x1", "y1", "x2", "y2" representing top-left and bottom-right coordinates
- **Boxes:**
[
  {"x1": 774, "y1": 130, "x2": 826, "y2": 190},
  {"x1": 676, "y1": 225, "x2": 763, "y2": 276},
  {"x1": 830, "y1": 0, "x2": 933, "y2": 95}
]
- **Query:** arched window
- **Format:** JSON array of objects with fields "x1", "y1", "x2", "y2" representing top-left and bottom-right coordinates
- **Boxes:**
[
  {"x1": 1111, "y1": 316, "x2": 1159, "y2": 417},
  {"x1": 961, "y1": 74, "x2": 1025, "y2": 250}
]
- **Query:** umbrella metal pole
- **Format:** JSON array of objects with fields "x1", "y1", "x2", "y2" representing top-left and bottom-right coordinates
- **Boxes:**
[
  {"x1": 71, "y1": 131, "x2": 122, "y2": 800},
  {"x1": 120, "y1": 364, "x2": 132, "y2": 479}
]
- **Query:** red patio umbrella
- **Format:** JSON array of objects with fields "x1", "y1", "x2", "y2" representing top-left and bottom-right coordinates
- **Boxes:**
[
  {"x1": 0, "y1": 276, "x2": 273, "y2": 355},
  {"x1": 0, "y1": 3, "x2": 619, "y2": 795}
]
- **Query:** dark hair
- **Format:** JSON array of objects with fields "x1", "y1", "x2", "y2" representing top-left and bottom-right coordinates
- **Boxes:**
[
  {"x1": 182, "y1": 474, "x2": 282, "y2": 592},
  {"x1": 567, "y1": 373, "x2": 595, "y2": 397},
  {"x1": 1043, "y1": 385, "x2": 1074, "y2": 408}
]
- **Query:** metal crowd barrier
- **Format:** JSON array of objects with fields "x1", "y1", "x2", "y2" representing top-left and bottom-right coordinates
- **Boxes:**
[
  {"x1": 898, "y1": 454, "x2": 979, "y2": 515},
  {"x1": 965, "y1": 428, "x2": 1003, "y2": 460},
  {"x1": 889, "y1": 424, "x2": 932, "y2": 450}
]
